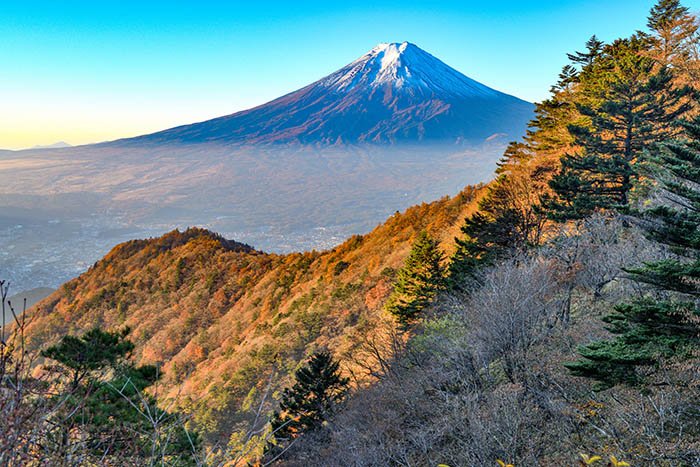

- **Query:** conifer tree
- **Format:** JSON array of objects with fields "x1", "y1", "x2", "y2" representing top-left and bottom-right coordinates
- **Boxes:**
[
  {"x1": 386, "y1": 231, "x2": 446, "y2": 323},
  {"x1": 452, "y1": 10, "x2": 694, "y2": 285},
  {"x1": 527, "y1": 59, "x2": 585, "y2": 153},
  {"x1": 566, "y1": 115, "x2": 700, "y2": 389},
  {"x1": 567, "y1": 35, "x2": 605, "y2": 67},
  {"x1": 448, "y1": 36, "x2": 604, "y2": 287},
  {"x1": 269, "y1": 352, "x2": 348, "y2": 449},
  {"x1": 645, "y1": 0, "x2": 699, "y2": 82},
  {"x1": 449, "y1": 195, "x2": 532, "y2": 286},
  {"x1": 449, "y1": 211, "x2": 498, "y2": 285},
  {"x1": 547, "y1": 150, "x2": 633, "y2": 220},
  {"x1": 42, "y1": 327, "x2": 135, "y2": 390},
  {"x1": 449, "y1": 143, "x2": 555, "y2": 287},
  {"x1": 42, "y1": 328, "x2": 198, "y2": 462},
  {"x1": 547, "y1": 36, "x2": 694, "y2": 220}
]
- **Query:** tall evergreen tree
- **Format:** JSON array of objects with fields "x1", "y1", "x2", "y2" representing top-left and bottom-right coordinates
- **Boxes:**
[
  {"x1": 449, "y1": 186, "x2": 540, "y2": 285},
  {"x1": 547, "y1": 150, "x2": 633, "y2": 220},
  {"x1": 645, "y1": 0, "x2": 699, "y2": 82},
  {"x1": 448, "y1": 35, "x2": 610, "y2": 288},
  {"x1": 449, "y1": 210, "x2": 500, "y2": 285},
  {"x1": 386, "y1": 231, "x2": 446, "y2": 323},
  {"x1": 452, "y1": 10, "x2": 695, "y2": 286},
  {"x1": 526, "y1": 55, "x2": 587, "y2": 154},
  {"x1": 449, "y1": 143, "x2": 556, "y2": 288},
  {"x1": 269, "y1": 352, "x2": 348, "y2": 450},
  {"x1": 566, "y1": 115, "x2": 700, "y2": 389},
  {"x1": 567, "y1": 35, "x2": 605, "y2": 67},
  {"x1": 547, "y1": 36, "x2": 694, "y2": 220},
  {"x1": 448, "y1": 40, "x2": 591, "y2": 287}
]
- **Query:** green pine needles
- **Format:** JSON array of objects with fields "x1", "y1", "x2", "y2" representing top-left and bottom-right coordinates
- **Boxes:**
[
  {"x1": 385, "y1": 231, "x2": 446, "y2": 324},
  {"x1": 567, "y1": 114, "x2": 700, "y2": 389},
  {"x1": 269, "y1": 351, "x2": 349, "y2": 451},
  {"x1": 547, "y1": 36, "x2": 694, "y2": 221},
  {"x1": 565, "y1": 299, "x2": 698, "y2": 389},
  {"x1": 41, "y1": 327, "x2": 199, "y2": 463},
  {"x1": 42, "y1": 327, "x2": 135, "y2": 389}
]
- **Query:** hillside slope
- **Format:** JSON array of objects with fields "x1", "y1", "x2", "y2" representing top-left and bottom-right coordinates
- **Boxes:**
[{"x1": 23, "y1": 185, "x2": 482, "y2": 439}]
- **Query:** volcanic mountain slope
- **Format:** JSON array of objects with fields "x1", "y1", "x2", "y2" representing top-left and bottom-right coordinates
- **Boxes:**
[
  {"x1": 118, "y1": 42, "x2": 533, "y2": 146},
  {"x1": 22, "y1": 185, "x2": 483, "y2": 440}
]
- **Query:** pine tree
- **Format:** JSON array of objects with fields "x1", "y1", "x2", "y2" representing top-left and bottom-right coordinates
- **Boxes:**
[
  {"x1": 449, "y1": 199, "x2": 531, "y2": 286},
  {"x1": 547, "y1": 151, "x2": 633, "y2": 220},
  {"x1": 527, "y1": 57, "x2": 585, "y2": 154},
  {"x1": 449, "y1": 143, "x2": 555, "y2": 288},
  {"x1": 42, "y1": 327, "x2": 199, "y2": 462},
  {"x1": 547, "y1": 36, "x2": 694, "y2": 220},
  {"x1": 638, "y1": 118, "x2": 700, "y2": 255},
  {"x1": 449, "y1": 35, "x2": 609, "y2": 286},
  {"x1": 449, "y1": 211, "x2": 498, "y2": 285},
  {"x1": 565, "y1": 300, "x2": 698, "y2": 389},
  {"x1": 645, "y1": 0, "x2": 700, "y2": 83},
  {"x1": 269, "y1": 352, "x2": 349, "y2": 448},
  {"x1": 566, "y1": 115, "x2": 700, "y2": 389},
  {"x1": 42, "y1": 327, "x2": 135, "y2": 390},
  {"x1": 567, "y1": 35, "x2": 605, "y2": 67},
  {"x1": 385, "y1": 231, "x2": 446, "y2": 323}
]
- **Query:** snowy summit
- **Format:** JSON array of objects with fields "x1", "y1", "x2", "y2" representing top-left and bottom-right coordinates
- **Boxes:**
[
  {"x1": 322, "y1": 42, "x2": 498, "y2": 98},
  {"x1": 120, "y1": 42, "x2": 533, "y2": 146}
]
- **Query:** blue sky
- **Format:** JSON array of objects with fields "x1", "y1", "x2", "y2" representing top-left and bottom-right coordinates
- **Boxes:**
[{"x1": 1, "y1": 0, "x2": 698, "y2": 148}]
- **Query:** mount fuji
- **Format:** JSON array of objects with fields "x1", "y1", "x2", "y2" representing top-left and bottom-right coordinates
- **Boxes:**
[{"x1": 118, "y1": 42, "x2": 533, "y2": 146}]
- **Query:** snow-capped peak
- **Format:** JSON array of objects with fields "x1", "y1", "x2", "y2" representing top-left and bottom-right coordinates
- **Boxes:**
[
  {"x1": 124, "y1": 41, "x2": 532, "y2": 146},
  {"x1": 319, "y1": 42, "x2": 498, "y2": 98}
]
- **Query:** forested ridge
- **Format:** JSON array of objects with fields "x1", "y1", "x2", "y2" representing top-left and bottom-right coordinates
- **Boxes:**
[
  {"x1": 2, "y1": 1, "x2": 700, "y2": 465},
  {"x1": 4, "y1": 186, "x2": 481, "y2": 464}
]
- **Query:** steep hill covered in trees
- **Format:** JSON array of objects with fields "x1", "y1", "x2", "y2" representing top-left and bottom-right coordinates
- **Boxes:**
[{"x1": 22, "y1": 186, "x2": 481, "y2": 443}]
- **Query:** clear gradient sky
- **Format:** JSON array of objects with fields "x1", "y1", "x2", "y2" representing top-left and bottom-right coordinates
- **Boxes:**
[{"x1": 2, "y1": 0, "x2": 699, "y2": 149}]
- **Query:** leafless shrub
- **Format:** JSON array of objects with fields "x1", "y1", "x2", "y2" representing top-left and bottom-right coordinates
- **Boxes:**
[
  {"x1": 549, "y1": 214, "x2": 659, "y2": 295},
  {"x1": 463, "y1": 254, "x2": 564, "y2": 383},
  {"x1": 281, "y1": 251, "x2": 580, "y2": 465},
  {"x1": 0, "y1": 279, "x2": 208, "y2": 466},
  {"x1": 579, "y1": 359, "x2": 700, "y2": 466},
  {"x1": 342, "y1": 318, "x2": 407, "y2": 384},
  {"x1": 0, "y1": 280, "x2": 55, "y2": 465}
]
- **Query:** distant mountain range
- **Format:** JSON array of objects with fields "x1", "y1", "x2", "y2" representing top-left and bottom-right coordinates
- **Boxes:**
[
  {"x1": 31, "y1": 141, "x2": 73, "y2": 150},
  {"x1": 115, "y1": 42, "x2": 532, "y2": 147}
]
